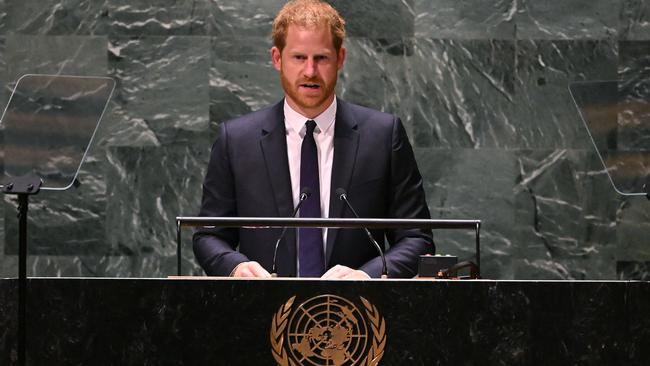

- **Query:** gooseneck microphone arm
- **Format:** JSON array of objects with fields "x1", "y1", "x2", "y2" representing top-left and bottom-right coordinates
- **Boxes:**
[
  {"x1": 271, "y1": 187, "x2": 312, "y2": 277},
  {"x1": 336, "y1": 188, "x2": 389, "y2": 279}
]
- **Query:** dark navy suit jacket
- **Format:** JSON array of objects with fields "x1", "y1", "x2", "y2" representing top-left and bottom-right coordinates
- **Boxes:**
[{"x1": 193, "y1": 99, "x2": 434, "y2": 278}]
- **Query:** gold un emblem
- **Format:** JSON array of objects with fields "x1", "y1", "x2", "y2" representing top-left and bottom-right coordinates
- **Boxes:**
[{"x1": 270, "y1": 294, "x2": 386, "y2": 366}]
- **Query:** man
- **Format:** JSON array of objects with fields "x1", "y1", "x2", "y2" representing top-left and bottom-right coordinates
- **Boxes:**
[{"x1": 193, "y1": 0, "x2": 433, "y2": 279}]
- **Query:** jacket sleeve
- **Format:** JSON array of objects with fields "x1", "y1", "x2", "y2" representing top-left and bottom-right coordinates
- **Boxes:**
[
  {"x1": 358, "y1": 117, "x2": 434, "y2": 278},
  {"x1": 192, "y1": 122, "x2": 249, "y2": 276}
]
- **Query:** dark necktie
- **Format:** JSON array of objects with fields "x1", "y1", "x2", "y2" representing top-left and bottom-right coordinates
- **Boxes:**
[{"x1": 299, "y1": 120, "x2": 325, "y2": 277}]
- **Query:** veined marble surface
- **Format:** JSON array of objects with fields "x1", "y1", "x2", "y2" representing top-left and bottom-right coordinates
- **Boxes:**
[{"x1": 0, "y1": 0, "x2": 649, "y2": 280}]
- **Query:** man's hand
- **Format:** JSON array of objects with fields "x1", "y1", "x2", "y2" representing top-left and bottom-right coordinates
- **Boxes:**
[
  {"x1": 321, "y1": 265, "x2": 371, "y2": 280},
  {"x1": 232, "y1": 261, "x2": 272, "y2": 278}
]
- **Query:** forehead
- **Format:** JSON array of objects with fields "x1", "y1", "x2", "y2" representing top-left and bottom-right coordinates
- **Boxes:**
[{"x1": 284, "y1": 24, "x2": 335, "y2": 51}]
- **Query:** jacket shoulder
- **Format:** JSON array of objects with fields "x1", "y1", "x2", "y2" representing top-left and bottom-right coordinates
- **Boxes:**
[
  {"x1": 221, "y1": 101, "x2": 283, "y2": 135},
  {"x1": 339, "y1": 100, "x2": 397, "y2": 130}
]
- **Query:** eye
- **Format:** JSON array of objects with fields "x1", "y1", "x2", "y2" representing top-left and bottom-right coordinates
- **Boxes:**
[{"x1": 294, "y1": 55, "x2": 307, "y2": 61}]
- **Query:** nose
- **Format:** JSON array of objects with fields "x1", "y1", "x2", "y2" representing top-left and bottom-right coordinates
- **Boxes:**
[{"x1": 303, "y1": 58, "x2": 317, "y2": 78}]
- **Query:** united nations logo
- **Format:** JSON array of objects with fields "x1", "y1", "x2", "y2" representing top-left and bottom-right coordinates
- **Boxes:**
[{"x1": 270, "y1": 294, "x2": 386, "y2": 366}]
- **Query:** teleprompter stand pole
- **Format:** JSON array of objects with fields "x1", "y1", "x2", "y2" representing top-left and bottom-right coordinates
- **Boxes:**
[{"x1": 2, "y1": 175, "x2": 42, "y2": 366}]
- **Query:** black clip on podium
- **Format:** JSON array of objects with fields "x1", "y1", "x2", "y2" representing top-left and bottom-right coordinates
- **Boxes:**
[{"x1": 0, "y1": 74, "x2": 115, "y2": 366}]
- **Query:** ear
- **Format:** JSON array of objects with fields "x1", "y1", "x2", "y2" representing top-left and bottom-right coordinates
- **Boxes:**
[
  {"x1": 271, "y1": 46, "x2": 282, "y2": 71},
  {"x1": 337, "y1": 46, "x2": 346, "y2": 70}
]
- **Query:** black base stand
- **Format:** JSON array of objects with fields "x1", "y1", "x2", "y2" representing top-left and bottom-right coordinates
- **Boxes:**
[{"x1": 3, "y1": 175, "x2": 42, "y2": 366}]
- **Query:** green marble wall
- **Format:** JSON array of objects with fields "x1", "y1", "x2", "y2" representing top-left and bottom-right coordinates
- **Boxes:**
[{"x1": 0, "y1": 0, "x2": 648, "y2": 279}]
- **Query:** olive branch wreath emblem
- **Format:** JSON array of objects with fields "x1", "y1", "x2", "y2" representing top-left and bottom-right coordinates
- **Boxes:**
[{"x1": 270, "y1": 295, "x2": 386, "y2": 366}]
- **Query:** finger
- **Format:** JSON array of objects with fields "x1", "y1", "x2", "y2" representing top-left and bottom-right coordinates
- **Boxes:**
[
  {"x1": 342, "y1": 270, "x2": 370, "y2": 280},
  {"x1": 333, "y1": 267, "x2": 354, "y2": 279},
  {"x1": 322, "y1": 265, "x2": 343, "y2": 279},
  {"x1": 324, "y1": 265, "x2": 354, "y2": 279},
  {"x1": 249, "y1": 262, "x2": 272, "y2": 278},
  {"x1": 237, "y1": 267, "x2": 254, "y2": 278},
  {"x1": 234, "y1": 262, "x2": 260, "y2": 278}
]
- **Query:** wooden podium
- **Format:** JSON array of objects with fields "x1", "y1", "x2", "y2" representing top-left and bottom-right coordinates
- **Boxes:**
[{"x1": 0, "y1": 278, "x2": 648, "y2": 365}]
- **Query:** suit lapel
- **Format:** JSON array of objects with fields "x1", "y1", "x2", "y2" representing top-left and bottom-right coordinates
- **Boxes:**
[
  {"x1": 259, "y1": 101, "x2": 296, "y2": 275},
  {"x1": 326, "y1": 100, "x2": 359, "y2": 265},
  {"x1": 260, "y1": 101, "x2": 293, "y2": 217}
]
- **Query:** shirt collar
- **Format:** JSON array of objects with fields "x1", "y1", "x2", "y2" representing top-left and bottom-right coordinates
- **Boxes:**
[{"x1": 284, "y1": 96, "x2": 337, "y2": 135}]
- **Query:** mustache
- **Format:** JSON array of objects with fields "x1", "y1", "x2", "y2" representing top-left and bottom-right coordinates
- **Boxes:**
[{"x1": 297, "y1": 78, "x2": 324, "y2": 85}]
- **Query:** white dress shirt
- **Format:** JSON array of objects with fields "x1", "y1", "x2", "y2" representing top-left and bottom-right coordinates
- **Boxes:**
[{"x1": 284, "y1": 97, "x2": 336, "y2": 260}]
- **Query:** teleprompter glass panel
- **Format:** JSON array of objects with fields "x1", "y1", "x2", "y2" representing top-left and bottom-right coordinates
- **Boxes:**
[
  {"x1": 570, "y1": 80, "x2": 650, "y2": 196},
  {"x1": 1, "y1": 74, "x2": 115, "y2": 190}
]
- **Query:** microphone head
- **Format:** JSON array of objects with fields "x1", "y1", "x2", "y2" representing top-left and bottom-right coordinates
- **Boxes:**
[
  {"x1": 300, "y1": 187, "x2": 313, "y2": 198},
  {"x1": 335, "y1": 188, "x2": 347, "y2": 200}
]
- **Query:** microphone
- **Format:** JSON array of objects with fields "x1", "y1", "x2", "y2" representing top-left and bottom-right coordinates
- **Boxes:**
[
  {"x1": 335, "y1": 188, "x2": 388, "y2": 279},
  {"x1": 271, "y1": 187, "x2": 312, "y2": 277}
]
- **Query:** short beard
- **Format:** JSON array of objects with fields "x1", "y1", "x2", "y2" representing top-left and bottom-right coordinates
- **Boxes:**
[{"x1": 280, "y1": 71, "x2": 337, "y2": 113}]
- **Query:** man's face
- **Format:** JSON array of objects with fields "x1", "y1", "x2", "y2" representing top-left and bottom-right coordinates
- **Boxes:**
[{"x1": 271, "y1": 24, "x2": 346, "y2": 118}]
